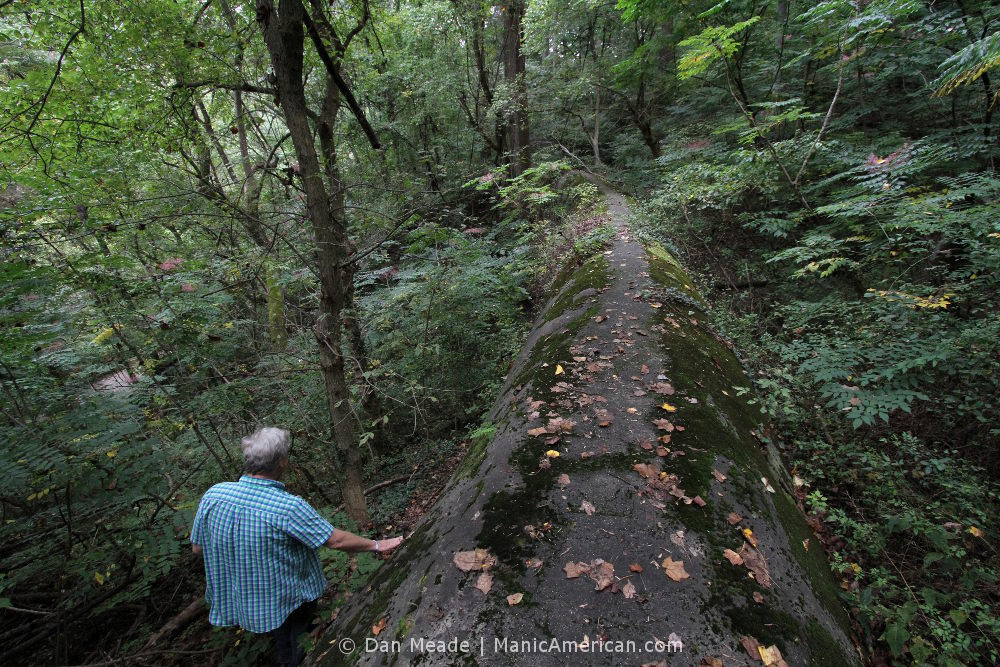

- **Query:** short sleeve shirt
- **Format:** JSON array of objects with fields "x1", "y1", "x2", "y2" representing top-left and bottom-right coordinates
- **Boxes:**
[{"x1": 190, "y1": 475, "x2": 334, "y2": 632}]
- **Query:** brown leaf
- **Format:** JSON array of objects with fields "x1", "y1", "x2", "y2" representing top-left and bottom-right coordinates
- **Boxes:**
[
  {"x1": 527, "y1": 427, "x2": 548, "y2": 437},
  {"x1": 544, "y1": 435, "x2": 561, "y2": 446},
  {"x1": 640, "y1": 439, "x2": 654, "y2": 451},
  {"x1": 633, "y1": 389, "x2": 647, "y2": 397},
  {"x1": 506, "y1": 592, "x2": 523, "y2": 606},
  {"x1": 727, "y1": 512, "x2": 743, "y2": 525},
  {"x1": 652, "y1": 382, "x2": 675, "y2": 395},
  {"x1": 700, "y1": 659, "x2": 724, "y2": 667},
  {"x1": 634, "y1": 463, "x2": 659, "y2": 480},
  {"x1": 629, "y1": 563, "x2": 643, "y2": 573},
  {"x1": 641, "y1": 364, "x2": 650, "y2": 374},
  {"x1": 753, "y1": 591, "x2": 765, "y2": 604},
  {"x1": 656, "y1": 446, "x2": 669, "y2": 456},
  {"x1": 692, "y1": 495, "x2": 707, "y2": 507},
  {"x1": 653, "y1": 418, "x2": 674, "y2": 431},
  {"x1": 564, "y1": 561, "x2": 591, "y2": 578},
  {"x1": 372, "y1": 617, "x2": 387, "y2": 636},
  {"x1": 580, "y1": 500, "x2": 595, "y2": 515},
  {"x1": 453, "y1": 548, "x2": 497, "y2": 572},
  {"x1": 594, "y1": 315, "x2": 607, "y2": 323},
  {"x1": 622, "y1": 580, "x2": 637, "y2": 599},
  {"x1": 742, "y1": 527, "x2": 758, "y2": 548},
  {"x1": 580, "y1": 451, "x2": 594, "y2": 459},
  {"x1": 738, "y1": 544, "x2": 773, "y2": 588},
  {"x1": 557, "y1": 473, "x2": 571, "y2": 488},
  {"x1": 658, "y1": 434, "x2": 672, "y2": 444},
  {"x1": 712, "y1": 469, "x2": 727, "y2": 483},
  {"x1": 723, "y1": 548, "x2": 744, "y2": 566},
  {"x1": 741, "y1": 636, "x2": 762, "y2": 661},
  {"x1": 661, "y1": 557, "x2": 690, "y2": 582},
  {"x1": 589, "y1": 560, "x2": 615, "y2": 591},
  {"x1": 525, "y1": 557, "x2": 543, "y2": 569},
  {"x1": 474, "y1": 572, "x2": 493, "y2": 595}
]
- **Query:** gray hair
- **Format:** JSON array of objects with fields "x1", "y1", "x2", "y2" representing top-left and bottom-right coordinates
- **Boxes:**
[{"x1": 241, "y1": 427, "x2": 291, "y2": 474}]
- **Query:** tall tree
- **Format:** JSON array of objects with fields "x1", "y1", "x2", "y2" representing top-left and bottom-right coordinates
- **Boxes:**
[
  {"x1": 503, "y1": 0, "x2": 531, "y2": 175},
  {"x1": 255, "y1": 0, "x2": 375, "y2": 522}
]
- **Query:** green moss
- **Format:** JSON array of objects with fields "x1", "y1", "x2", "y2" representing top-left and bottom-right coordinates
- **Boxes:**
[
  {"x1": 645, "y1": 243, "x2": 706, "y2": 307},
  {"x1": 454, "y1": 424, "x2": 497, "y2": 480},
  {"x1": 545, "y1": 254, "x2": 610, "y2": 322}
]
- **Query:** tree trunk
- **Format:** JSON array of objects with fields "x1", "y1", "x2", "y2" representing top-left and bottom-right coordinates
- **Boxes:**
[
  {"x1": 503, "y1": 0, "x2": 530, "y2": 177},
  {"x1": 257, "y1": 0, "x2": 368, "y2": 523}
]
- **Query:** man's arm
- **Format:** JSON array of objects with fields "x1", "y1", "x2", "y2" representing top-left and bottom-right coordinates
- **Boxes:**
[
  {"x1": 324, "y1": 528, "x2": 403, "y2": 554},
  {"x1": 192, "y1": 544, "x2": 203, "y2": 555}
]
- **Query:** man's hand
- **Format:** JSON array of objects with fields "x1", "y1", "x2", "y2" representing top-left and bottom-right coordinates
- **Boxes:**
[{"x1": 376, "y1": 536, "x2": 403, "y2": 553}]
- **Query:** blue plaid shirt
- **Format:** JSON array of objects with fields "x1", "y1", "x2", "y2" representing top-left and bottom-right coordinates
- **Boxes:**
[{"x1": 190, "y1": 476, "x2": 334, "y2": 632}]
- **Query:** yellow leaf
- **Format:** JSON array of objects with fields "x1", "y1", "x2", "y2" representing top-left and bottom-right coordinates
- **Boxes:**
[
  {"x1": 969, "y1": 526, "x2": 984, "y2": 538},
  {"x1": 545, "y1": 450, "x2": 560, "y2": 458},
  {"x1": 742, "y1": 528, "x2": 758, "y2": 548},
  {"x1": 94, "y1": 572, "x2": 105, "y2": 585},
  {"x1": 554, "y1": 364, "x2": 564, "y2": 376},
  {"x1": 661, "y1": 403, "x2": 677, "y2": 412},
  {"x1": 106, "y1": 450, "x2": 118, "y2": 458},
  {"x1": 506, "y1": 592, "x2": 524, "y2": 605}
]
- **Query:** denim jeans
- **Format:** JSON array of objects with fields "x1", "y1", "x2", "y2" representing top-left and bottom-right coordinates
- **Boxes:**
[{"x1": 272, "y1": 600, "x2": 317, "y2": 666}]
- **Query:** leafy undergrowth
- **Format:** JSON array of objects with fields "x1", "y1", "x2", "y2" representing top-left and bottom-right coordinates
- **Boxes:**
[{"x1": 630, "y1": 125, "x2": 1000, "y2": 666}]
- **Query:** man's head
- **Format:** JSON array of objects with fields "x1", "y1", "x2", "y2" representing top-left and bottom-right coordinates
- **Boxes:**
[{"x1": 241, "y1": 427, "x2": 291, "y2": 478}]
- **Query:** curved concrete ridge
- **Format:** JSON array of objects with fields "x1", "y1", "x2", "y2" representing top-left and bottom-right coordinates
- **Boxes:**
[{"x1": 313, "y1": 186, "x2": 860, "y2": 666}]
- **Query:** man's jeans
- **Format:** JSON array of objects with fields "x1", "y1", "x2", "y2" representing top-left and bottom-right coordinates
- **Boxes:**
[{"x1": 273, "y1": 600, "x2": 317, "y2": 666}]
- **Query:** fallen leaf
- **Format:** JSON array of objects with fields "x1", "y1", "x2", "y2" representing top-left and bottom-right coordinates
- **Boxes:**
[
  {"x1": 627, "y1": 407, "x2": 638, "y2": 414},
  {"x1": 692, "y1": 495, "x2": 706, "y2": 507},
  {"x1": 580, "y1": 500, "x2": 595, "y2": 515},
  {"x1": 594, "y1": 315, "x2": 607, "y2": 323},
  {"x1": 506, "y1": 592, "x2": 523, "y2": 606},
  {"x1": 538, "y1": 458, "x2": 551, "y2": 470},
  {"x1": 656, "y1": 446, "x2": 669, "y2": 456},
  {"x1": 580, "y1": 451, "x2": 594, "y2": 459},
  {"x1": 555, "y1": 364, "x2": 564, "y2": 376},
  {"x1": 589, "y1": 560, "x2": 615, "y2": 590},
  {"x1": 573, "y1": 356, "x2": 587, "y2": 362},
  {"x1": 652, "y1": 382, "x2": 675, "y2": 395},
  {"x1": 557, "y1": 473, "x2": 571, "y2": 487},
  {"x1": 544, "y1": 435, "x2": 561, "y2": 446},
  {"x1": 970, "y1": 526, "x2": 984, "y2": 538},
  {"x1": 761, "y1": 477, "x2": 775, "y2": 493},
  {"x1": 802, "y1": 539, "x2": 810, "y2": 551},
  {"x1": 723, "y1": 548, "x2": 744, "y2": 566},
  {"x1": 634, "y1": 463, "x2": 659, "y2": 480},
  {"x1": 753, "y1": 591, "x2": 765, "y2": 604},
  {"x1": 742, "y1": 528, "x2": 758, "y2": 548},
  {"x1": 622, "y1": 580, "x2": 637, "y2": 599},
  {"x1": 727, "y1": 512, "x2": 743, "y2": 525},
  {"x1": 525, "y1": 558, "x2": 543, "y2": 569},
  {"x1": 633, "y1": 389, "x2": 647, "y2": 397},
  {"x1": 738, "y1": 543, "x2": 772, "y2": 588},
  {"x1": 564, "y1": 561, "x2": 591, "y2": 578},
  {"x1": 545, "y1": 450, "x2": 561, "y2": 458},
  {"x1": 640, "y1": 440, "x2": 654, "y2": 450},
  {"x1": 372, "y1": 618, "x2": 387, "y2": 636},
  {"x1": 629, "y1": 563, "x2": 643, "y2": 573},
  {"x1": 474, "y1": 572, "x2": 493, "y2": 595},
  {"x1": 700, "y1": 659, "x2": 724, "y2": 667},
  {"x1": 740, "y1": 636, "x2": 762, "y2": 661},
  {"x1": 712, "y1": 469, "x2": 727, "y2": 483},
  {"x1": 658, "y1": 434, "x2": 672, "y2": 444},
  {"x1": 641, "y1": 364, "x2": 650, "y2": 374},
  {"x1": 759, "y1": 644, "x2": 789, "y2": 667},
  {"x1": 653, "y1": 418, "x2": 674, "y2": 431},
  {"x1": 661, "y1": 557, "x2": 690, "y2": 582},
  {"x1": 661, "y1": 403, "x2": 677, "y2": 412},
  {"x1": 527, "y1": 427, "x2": 548, "y2": 437},
  {"x1": 454, "y1": 549, "x2": 496, "y2": 572}
]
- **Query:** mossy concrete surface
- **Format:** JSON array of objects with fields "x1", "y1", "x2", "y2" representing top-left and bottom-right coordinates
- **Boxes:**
[{"x1": 311, "y1": 181, "x2": 860, "y2": 666}]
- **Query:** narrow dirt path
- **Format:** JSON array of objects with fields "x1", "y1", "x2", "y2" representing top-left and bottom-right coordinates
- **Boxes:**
[{"x1": 314, "y1": 187, "x2": 857, "y2": 666}]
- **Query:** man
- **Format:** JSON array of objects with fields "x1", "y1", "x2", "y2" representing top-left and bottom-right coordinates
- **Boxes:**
[{"x1": 191, "y1": 427, "x2": 403, "y2": 666}]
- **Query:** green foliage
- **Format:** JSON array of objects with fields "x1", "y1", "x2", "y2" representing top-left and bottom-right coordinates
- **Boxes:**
[{"x1": 677, "y1": 17, "x2": 761, "y2": 80}]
